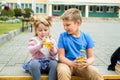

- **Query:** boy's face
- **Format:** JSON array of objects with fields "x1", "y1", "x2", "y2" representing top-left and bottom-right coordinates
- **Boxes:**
[{"x1": 62, "y1": 20, "x2": 81, "y2": 36}]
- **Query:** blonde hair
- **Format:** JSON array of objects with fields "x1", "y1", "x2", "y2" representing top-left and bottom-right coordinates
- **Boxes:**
[
  {"x1": 30, "y1": 15, "x2": 52, "y2": 36},
  {"x1": 61, "y1": 8, "x2": 82, "y2": 23}
]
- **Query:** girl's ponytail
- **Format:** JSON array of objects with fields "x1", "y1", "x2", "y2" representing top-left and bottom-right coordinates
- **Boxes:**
[{"x1": 45, "y1": 16, "x2": 52, "y2": 27}]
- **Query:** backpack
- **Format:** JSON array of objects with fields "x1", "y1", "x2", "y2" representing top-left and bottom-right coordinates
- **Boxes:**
[{"x1": 108, "y1": 47, "x2": 120, "y2": 71}]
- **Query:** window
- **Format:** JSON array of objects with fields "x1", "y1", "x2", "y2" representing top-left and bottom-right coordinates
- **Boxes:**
[
  {"x1": 64, "y1": 5, "x2": 69, "y2": 10},
  {"x1": 7, "y1": 3, "x2": 14, "y2": 9},
  {"x1": 69, "y1": 5, "x2": 72, "y2": 9},
  {"x1": 21, "y1": 4, "x2": 24, "y2": 8},
  {"x1": 75, "y1": 6, "x2": 82, "y2": 11},
  {"x1": 64, "y1": 5, "x2": 76, "y2": 10},
  {"x1": 53, "y1": 5, "x2": 61, "y2": 11},
  {"x1": 36, "y1": 7, "x2": 39, "y2": 13},
  {"x1": 21, "y1": 3, "x2": 32, "y2": 9},
  {"x1": 89, "y1": 6, "x2": 94, "y2": 12},
  {"x1": 36, "y1": 4, "x2": 46, "y2": 13},
  {"x1": 29, "y1": 4, "x2": 32, "y2": 9},
  {"x1": 96, "y1": 6, "x2": 104, "y2": 13},
  {"x1": 25, "y1": 4, "x2": 28, "y2": 8},
  {"x1": 106, "y1": 6, "x2": 114, "y2": 13}
]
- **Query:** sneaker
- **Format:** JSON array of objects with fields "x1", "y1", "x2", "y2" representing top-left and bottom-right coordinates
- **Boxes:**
[{"x1": 108, "y1": 65, "x2": 115, "y2": 71}]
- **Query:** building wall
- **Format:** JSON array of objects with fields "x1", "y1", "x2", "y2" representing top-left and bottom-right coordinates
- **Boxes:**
[
  {"x1": 6, "y1": 0, "x2": 17, "y2": 2},
  {"x1": 89, "y1": 6, "x2": 118, "y2": 17},
  {"x1": 52, "y1": 5, "x2": 85, "y2": 17},
  {"x1": 36, "y1": 0, "x2": 47, "y2": 3},
  {"x1": 20, "y1": 0, "x2": 32, "y2": 3},
  {"x1": 52, "y1": 5, "x2": 118, "y2": 18},
  {"x1": 0, "y1": 0, "x2": 119, "y2": 18}
]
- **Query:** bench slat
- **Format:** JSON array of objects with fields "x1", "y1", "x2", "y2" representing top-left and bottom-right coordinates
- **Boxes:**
[{"x1": 0, "y1": 75, "x2": 120, "y2": 80}]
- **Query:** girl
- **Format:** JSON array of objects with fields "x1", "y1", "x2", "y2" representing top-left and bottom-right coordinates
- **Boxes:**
[{"x1": 23, "y1": 16, "x2": 58, "y2": 80}]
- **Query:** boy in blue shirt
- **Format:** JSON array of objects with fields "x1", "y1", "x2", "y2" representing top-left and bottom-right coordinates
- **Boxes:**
[{"x1": 57, "y1": 8, "x2": 103, "y2": 80}]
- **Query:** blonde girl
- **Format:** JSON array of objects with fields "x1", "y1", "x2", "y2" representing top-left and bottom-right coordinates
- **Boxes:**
[{"x1": 23, "y1": 16, "x2": 58, "y2": 80}]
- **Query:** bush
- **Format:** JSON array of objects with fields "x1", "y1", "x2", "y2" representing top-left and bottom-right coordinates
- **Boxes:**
[
  {"x1": 0, "y1": 16, "x2": 9, "y2": 21},
  {"x1": 6, "y1": 19, "x2": 21, "y2": 24},
  {"x1": 1, "y1": 6, "x2": 15, "y2": 17},
  {"x1": 24, "y1": 8, "x2": 34, "y2": 18},
  {"x1": 14, "y1": 8, "x2": 22, "y2": 17},
  {"x1": 6, "y1": 19, "x2": 16, "y2": 23}
]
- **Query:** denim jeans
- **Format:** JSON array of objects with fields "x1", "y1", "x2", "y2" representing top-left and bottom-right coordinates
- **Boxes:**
[{"x1": 29, "y1": 59, "x2": 58, "y2": 80}]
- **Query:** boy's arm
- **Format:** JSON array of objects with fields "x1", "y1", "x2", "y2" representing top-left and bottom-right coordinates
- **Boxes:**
[
  {"x1": 58, "y1": 48, "x2": 75, "y2": 67},
  {"x1": 86, "y1": 48, "x2": 94, "y2": 65}
]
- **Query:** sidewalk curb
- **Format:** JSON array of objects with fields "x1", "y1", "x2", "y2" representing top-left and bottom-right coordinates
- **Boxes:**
[{"x1": 0, "y1": 29, "x2": 21, "y2": 46}]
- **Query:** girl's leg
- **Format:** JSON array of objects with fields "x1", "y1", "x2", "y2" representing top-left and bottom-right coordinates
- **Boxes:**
[
  {"x1": 48, "y1": 60, "x2": 58, "y2": 80},
  {"x1": 57, "y1": 63, "x2": 72, "y2": 80},
  {"x1": 29, "y1": 59, "x2": 41, "y2": 80},
  {"x1": 74, "y1": 65, "x2": 103, "y2": 80}
]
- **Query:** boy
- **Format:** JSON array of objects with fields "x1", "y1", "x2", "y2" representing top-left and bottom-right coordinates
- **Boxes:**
[{"x1": 57, "y1": 8, "x2": 103, "y2": 80}]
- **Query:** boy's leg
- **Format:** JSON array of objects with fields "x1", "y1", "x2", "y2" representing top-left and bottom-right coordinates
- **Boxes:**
[
  {"x1": 57, "y1": 63, "x2": 72, "y2": 80},
  {"x1": 48, "y1": 60, "x2": 58, "y2": 80},
  {"x1": 29, "y1": 59, "x2": 41, "y2": 80},
  {"x1": 74, "y1": 65, "x2": 103, "y2": 80}
]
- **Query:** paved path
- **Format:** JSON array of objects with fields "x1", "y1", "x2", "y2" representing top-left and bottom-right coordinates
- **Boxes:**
[{"x1": 0, "y1": 19, "x2": 120, "y2": 76}]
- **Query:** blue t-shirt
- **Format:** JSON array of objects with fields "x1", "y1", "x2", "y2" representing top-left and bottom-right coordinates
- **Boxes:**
[{"x1": 58, "y1": 31, "x2": 94, "y2": 61}]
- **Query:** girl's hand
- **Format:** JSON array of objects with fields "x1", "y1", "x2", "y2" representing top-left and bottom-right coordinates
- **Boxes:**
[
  {"x1": 40, "y1": 37, "x2": 46, "y2": 48},
  {"x1": 41, "y1": 36, "x2": 54, "y2": 50},
  {"x1": 49, "y1": 43, "x2": 54, "y2": 51},
  {"x1": 44, "y1": 38, "x2": 53, "y2": 49}
]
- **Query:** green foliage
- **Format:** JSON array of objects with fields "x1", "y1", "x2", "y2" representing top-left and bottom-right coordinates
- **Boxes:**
[
  {"x1": 14, "y1": 8, "x2": 22, "y2": 17},
  {"x1": 0, "y1": 16, "x2": 9, "y2": 21},
  {"x1": 1, "y1": 9, "x2": 15, "y2": 17},
  {"x1": 6, "y1": 19, "x2": 21, "y2": 24},
  {"x1": 24, "y1": 8, "x2": 34, "y2": 18}
]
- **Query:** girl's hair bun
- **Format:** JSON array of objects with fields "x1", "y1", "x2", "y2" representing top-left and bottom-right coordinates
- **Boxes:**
[{"x1": 30, "y1": 15, "x2": 52, "y2": 27}]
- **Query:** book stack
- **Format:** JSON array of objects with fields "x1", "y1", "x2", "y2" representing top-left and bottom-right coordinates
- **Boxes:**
[{"x1": 115, "y1": 60, "x2": 120, "y2": 74}]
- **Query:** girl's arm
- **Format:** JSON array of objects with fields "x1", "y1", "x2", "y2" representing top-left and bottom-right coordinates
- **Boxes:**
[
  {"x1": 49, "y1": 38, "x2": 57, "y2": 56},
  {"x1": 28, "y1": 39, "x2": 42, "y2": 55}
]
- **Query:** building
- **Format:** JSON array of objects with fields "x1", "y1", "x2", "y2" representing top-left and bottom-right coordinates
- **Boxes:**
[{"x1": 0, "y1": 0, "x2": 120, "y2": 18}]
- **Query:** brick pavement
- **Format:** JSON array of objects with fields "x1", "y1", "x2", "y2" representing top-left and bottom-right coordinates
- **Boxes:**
[{"x1": 0, "y1": 18, "x2": 120, "y2": 76}]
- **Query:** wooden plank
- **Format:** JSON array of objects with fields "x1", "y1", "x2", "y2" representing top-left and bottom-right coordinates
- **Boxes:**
[
  {"x1": 103, "y1": 75, "x2": 120, "y2": 79},
  {"x1": 0, "y1": 75, "x2": 120, "y2": 80},
  {"x1": 0, "y1": 76, "x2": 84, "y2": 80}
]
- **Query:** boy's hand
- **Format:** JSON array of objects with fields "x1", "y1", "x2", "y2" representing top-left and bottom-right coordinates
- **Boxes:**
[
  {"x1": 73, "y1": 58, "x2": 88, "y2": 69},
  {"x1": 77, "y1": 60, "x2": 88, "y2": 69}
]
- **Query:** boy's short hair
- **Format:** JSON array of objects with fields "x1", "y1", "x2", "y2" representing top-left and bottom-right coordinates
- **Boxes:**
[{"x1": 61, "y1": 8, "x2": 82, "y2": 23}]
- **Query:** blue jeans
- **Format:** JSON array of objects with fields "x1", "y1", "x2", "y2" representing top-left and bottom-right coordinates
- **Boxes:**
[{"x1": 29, "y1": 59, "x2": 58, "y2": 80}]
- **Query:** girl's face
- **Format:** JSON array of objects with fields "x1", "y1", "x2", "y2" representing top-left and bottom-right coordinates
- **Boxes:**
[
  {"x1": 62, "y1": 20, "x2": 81, "y2": 37},
  {"x1": 36, "y1": 23, "x2": 50, "y2": 39}
]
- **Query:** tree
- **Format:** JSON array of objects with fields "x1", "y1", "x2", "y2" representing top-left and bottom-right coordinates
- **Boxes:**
[
  {"x1": 1, "y1": 6, "x2": 15, "y2": 17},
  {"x1": 24, "y1": 8, "x2": 34, "y2": 18}
]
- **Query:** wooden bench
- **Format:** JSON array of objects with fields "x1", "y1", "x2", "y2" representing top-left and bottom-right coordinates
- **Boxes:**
[
  {"x1": 21, "y1": 18, "x2": 32, "y2": 32},
  {"x1": 0, "y1": 75, "x2": 120, "y2": 80}
]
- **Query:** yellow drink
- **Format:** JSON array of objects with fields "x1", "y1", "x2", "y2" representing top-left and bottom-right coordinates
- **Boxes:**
[
  {"x1": 44, "y1": 38, "x2": 53, "y2": 49},
  {"x1": 76, "y1": 56, "x2": 85, "y2": 64}
]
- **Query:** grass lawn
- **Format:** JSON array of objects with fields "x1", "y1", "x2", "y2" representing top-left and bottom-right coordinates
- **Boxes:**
[{"x1": 0, "y1": 22, "x2": 22, "y2": 35}]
